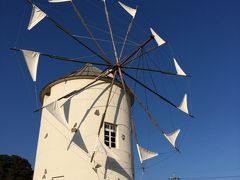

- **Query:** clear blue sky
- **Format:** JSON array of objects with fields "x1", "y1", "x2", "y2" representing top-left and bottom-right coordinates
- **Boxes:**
[{"x1": 0, "y1": 0, "x2": 240, "y2": 179}]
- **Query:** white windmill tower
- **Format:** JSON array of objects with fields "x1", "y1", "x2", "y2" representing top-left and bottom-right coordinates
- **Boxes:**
[
  {"x1": 12, "y1": 0, "x2": 193, "y2": 179},
  {"x1": 33, "y1": 64, "x2": 135, "y2": 180}
]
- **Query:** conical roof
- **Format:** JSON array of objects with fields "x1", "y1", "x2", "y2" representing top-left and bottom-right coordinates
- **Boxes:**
[
  {"x1": 40, "y1": 64, "x2": 133, "y2": 104},
  {"x1": 65, "y1": 63, "x2": 105, "y2": 77}
]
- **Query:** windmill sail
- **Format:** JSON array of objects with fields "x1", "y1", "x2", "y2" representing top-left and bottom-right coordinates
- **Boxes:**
[
  {"x1": 164, "y1": 129, "x2": 180, "y2": 147},
  {"x1": 118, "y1": 1, "x2": 137, "y2": 18},
  {"x1": 45, "y1": 100, "x2": 69, "y2": 128},
  {"x1": 178, "y1": 94, "x2": 189, "y2": 114},
  {"x1": 174, "y1": 58, "x2": 187, "y2": 76},
  {"x1": 150, "y1": 28, "x2": 166, "y2": 46},
  {"x1": 28, "y1": 5, "x2": 46, "y2": 30},
  {"x1": 21, "y1": 50, "x2": 40, "y2": 81},
  {"x1": 136, "y1": 144, "x2": 158, "y2": 163}
]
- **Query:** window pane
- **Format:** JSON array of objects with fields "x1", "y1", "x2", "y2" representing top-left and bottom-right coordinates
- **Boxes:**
[
  {"x1": 111, "y1": 132, "x2": 116, "y2": 137},
  {"x1": 105, "y1": 141, "x2": 109, "y2": 146},
  {"x1": 111, "y1": 143, "x2": 116, "y2": 148}
]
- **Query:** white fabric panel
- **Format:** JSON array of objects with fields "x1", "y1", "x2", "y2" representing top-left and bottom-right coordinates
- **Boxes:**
[
  {"x1": 164, "y1": 129, "x2": 180, "y2": 147},
  {"x1": 28, "y1": 5, "x2": 46, "y2": 30},
  {"x1": 136, "y1": 144, "x2": 158, "y2": 163},
  {"x1": 48, "y1": 0, "x2": 72, "y2": 3},
  {"x1": 46, "y1": 100, "x2": 69, "y2": 128},
  {"x1": 94, "y1": 138, "x2": 120, "y2": 160},
  {"x1": 118, "y1": 1, "x2": 137, "y2": 18},
  {"x1": 174, "y1": 58, "x2": 187, "y2": 76},
  {"x1": 21, "y1": 50, "x2": 40, "y2": 81},
  {"x1": 178, "y1": 94, "x2": 189, "y2": 114},
  {"x1": 150, "y1": 28, "x2": 165, "y2": 46}
]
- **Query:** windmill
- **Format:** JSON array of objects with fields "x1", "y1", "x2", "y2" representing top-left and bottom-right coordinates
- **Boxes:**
[{"x1": 11, "y1": 0, "x2": 193, "y2": 179}]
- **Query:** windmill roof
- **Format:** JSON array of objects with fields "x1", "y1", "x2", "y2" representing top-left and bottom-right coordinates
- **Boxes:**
[
  {"x1": 40, "y1": 64, "x2": 134, "y2": 104},
  {"x1": 65, "y1": 63, "x2": 105, "y2": 77}
]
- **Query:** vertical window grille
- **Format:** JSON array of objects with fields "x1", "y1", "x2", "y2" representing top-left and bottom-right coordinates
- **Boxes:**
[{"x1": 104, "y1": 123, "x2": 116, "y2": 148}]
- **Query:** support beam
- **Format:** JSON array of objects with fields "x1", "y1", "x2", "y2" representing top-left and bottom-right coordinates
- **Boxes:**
[
  {"x1": 34, "y1": 67, "x2": 113, "y2": 112},
  {"x1": 70, "y1": 1, "x2": 110, "y2": 64},
  {"x1": 122, "y1": 70, "x2": 178, "y2": 109},
  {"x1": 121, "y1": 66, "x2": 190, "y2": 77},
  {"x1": 120, "y1": 35, "x2": 154, "y2": 66},
  {"x1": 25, "y1": 0, "x2": 112, "y2": 65},
  {"x1": 10, "y1": 48, "x2": 110, "y2": 67}
]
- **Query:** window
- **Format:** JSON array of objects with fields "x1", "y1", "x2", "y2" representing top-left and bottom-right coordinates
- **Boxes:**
[{"x1": 104, "y1": 123, "x2": 116, "y2": 148}]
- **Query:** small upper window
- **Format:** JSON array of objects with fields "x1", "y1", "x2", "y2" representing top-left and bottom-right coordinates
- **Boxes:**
[{"x1": 104, "y1": 123, "x2": 117, "y2": 148}]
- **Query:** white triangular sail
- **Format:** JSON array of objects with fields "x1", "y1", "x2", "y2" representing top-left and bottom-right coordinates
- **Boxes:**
[
  {"x1": 118, "y1": 1, "x2": 137, "y2": 18},
  {"x1": 45, "y1": 100, "x2": 68, "y2": 128},
  {"x1": 28, "y1": 5, "x2": 47, "y2": 30},
  {"x1": 94, "y1": 138, "x2": 120, "y2": 160},
  {"x1": 21, "y1": 50, "x2": 40, "y2": 81},
  {"x1": 164, "y1": 129, "x2": 180, "y2": 147},
  {"x1": 150, "y1": 28, "x2": 166, "y2": 46},
  {"x1": 178, "y1": 94, "x2": 189, "y2": 114},
  {"x1": 174, "y1": 58, "x2": 187, "y2": 76},
  {"x1": 48, "y1": 0, "x2": 72, "y2": 3},
  {"x1": 136, "y1": 144, "x2": 158, "y2": 163}
]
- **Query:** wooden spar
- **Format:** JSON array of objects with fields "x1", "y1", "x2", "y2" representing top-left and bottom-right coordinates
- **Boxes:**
[
  {"x1": 123, "y1": 45, "x2": 159, "y2": 66},
  {"x1": 122, "y1": 70, "x2": 194, "y2": 118},
  {"x1": 121, "y1": 66, "x2": 190, "y2": 77},
  {"x1": 120, "y1": 35, "x2": 154, "y2": 66},
  {"x1": 122, "y1": 70, "x2": 178, "y2": 108},
  {"x1": 103, "y1": 0, "x2": 120, "y2": 65},
  {"x1": 34, "y1": 67, "x2": 113, "y2": 112},
  {"x1": 25, "y1": 0, "x2": 112, "y2": 65},
  {"x1": 129, "y1": 89, "x2": 181, "y2": 152},
  {"x1": 10, "y1": 48, "x2": 110, "y2": 67},
  {"x1": 70, "y1": 1, "x2": 110, "y2": 64}
]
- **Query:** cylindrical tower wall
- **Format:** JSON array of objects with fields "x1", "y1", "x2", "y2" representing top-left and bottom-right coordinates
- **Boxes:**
[{"x1": 33, "y1": 76, "x2": 134, "y2": 180}]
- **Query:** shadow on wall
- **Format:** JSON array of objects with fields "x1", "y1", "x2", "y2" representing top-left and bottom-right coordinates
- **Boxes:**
[{"x1": 104, "y1": 157, "x2": 131, "y2": 180}]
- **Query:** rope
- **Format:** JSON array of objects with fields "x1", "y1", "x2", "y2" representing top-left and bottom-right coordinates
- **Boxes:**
[
  {"x1": 87, "y1": 23, "x2": 139, "y2": 46},
  {"x1": 71, "y1": 1, "x2": 109, "y2": 63},
  {"x1": 73, "y1": 34, "x2": 135, "y2": 46},
  {"x1": 119, "y1": 17, "x2": 135, "y2": 60},
  {"x1": 34, "y1": 83, "x2": 39, "y2": 109},
  {"x1": 14, "y1": 9, "x2": 26, "y2": 47}
]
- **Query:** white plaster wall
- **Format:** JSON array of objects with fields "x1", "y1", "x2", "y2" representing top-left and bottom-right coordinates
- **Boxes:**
[{"x1": 33, "y1": 78, "x2": 134, "y2": 180}]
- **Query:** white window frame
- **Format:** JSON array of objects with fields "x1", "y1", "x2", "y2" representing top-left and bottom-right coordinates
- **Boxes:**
[{"x1": 104, "y1": 122, "x2": 117, "y2": 148}]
